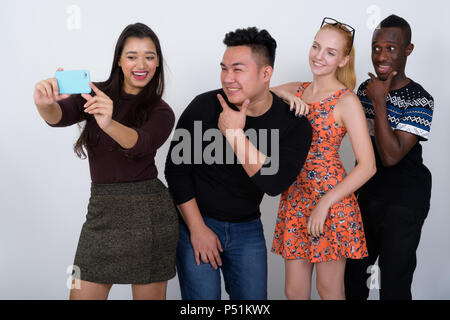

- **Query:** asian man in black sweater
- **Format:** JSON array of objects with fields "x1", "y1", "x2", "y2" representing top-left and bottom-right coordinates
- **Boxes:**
[{"x1": 165, "y1": 27, "x2": 312, "y2": 300}]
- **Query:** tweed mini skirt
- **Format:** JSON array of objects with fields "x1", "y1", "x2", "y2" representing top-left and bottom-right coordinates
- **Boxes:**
[{"x1": 72, "y1": 179, "x2": 178, "y2": 284}]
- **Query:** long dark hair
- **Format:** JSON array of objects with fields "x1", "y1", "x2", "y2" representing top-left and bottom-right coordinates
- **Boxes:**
[{"x1": 74, "y1": 23, "x2": 165, "y2": 159}]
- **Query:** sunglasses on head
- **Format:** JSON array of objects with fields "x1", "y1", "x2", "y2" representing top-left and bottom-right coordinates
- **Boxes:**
[{"x1": 320, "y1": 17, "x2": 355, "y2": 55}]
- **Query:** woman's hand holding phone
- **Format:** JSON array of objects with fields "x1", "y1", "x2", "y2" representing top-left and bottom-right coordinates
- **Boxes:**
[{"x1": 33, "y1": 68, "x2": 71, "y2": 108}]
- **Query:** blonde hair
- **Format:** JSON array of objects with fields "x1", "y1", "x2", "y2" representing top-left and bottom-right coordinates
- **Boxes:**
[{"x1": 320, "y1": 24, "x2": 356, "y2": 90}]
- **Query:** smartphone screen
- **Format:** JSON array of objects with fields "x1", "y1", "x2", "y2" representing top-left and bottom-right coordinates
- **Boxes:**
[{"x1": 55, "y1": 70, "x2": 92, "y2": 94}]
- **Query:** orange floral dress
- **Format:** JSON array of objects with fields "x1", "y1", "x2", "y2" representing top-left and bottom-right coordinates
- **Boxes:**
[{"x1": 271, "y1": 82, "x2": 368, "y2": 263}]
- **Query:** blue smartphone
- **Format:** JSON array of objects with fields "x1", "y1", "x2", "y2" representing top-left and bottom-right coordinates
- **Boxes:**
[{"x1": 55, "y1": 70, "x2": 92, "y2": 94}]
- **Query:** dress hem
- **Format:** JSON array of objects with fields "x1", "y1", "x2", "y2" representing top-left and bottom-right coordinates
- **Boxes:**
[{"x1": 271, "y1": 248, "x2": 368, "y2": 263}]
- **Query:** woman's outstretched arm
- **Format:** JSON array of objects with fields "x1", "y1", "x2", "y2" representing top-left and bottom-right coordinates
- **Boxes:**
[
  {"x1": 34, "y1": 68, "x2": 70, "y2": 124},
  {"x1": 271, "y1": 82, "x2": 309, "y2": 116}
]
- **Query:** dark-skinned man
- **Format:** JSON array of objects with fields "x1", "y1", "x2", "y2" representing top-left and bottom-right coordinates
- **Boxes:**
[{"x1": 344, "y1": 15, "x2": 434, "y2": 300}]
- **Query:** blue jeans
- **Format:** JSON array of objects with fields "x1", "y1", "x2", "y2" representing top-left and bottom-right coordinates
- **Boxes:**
[{"x1": 176, "y1": 217, "x2": 268, "y2": 300}]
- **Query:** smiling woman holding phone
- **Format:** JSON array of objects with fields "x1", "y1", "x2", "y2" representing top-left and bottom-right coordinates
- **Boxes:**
[{"x1": 33, "y1": 23, "x2": 178, "y2": 300}]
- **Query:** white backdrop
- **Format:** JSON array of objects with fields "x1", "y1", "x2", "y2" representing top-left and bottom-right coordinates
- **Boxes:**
[{"x1": 0, "y1": 0, "x2": 448, "y2": 300}]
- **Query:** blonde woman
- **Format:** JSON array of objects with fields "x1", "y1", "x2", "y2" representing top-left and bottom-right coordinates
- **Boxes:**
[{"x1": 271, "y1": 18, "x2": 376, "y2": 300}]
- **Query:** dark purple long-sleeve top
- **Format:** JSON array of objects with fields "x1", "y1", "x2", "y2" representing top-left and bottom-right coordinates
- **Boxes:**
[{"x1": 48, "y1": 93, "x2": 175, "y2": 184}]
